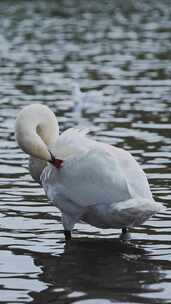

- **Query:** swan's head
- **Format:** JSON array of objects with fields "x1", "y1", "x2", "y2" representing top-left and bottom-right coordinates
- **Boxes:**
[{"x1": 15, "y1": 104, "x2": 59, "y2": 162}]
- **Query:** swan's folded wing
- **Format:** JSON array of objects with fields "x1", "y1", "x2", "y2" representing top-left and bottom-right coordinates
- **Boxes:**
[
  {"x1": 103, "y1": 145, "x2": 153, "y2": 200},
  {"x1": 41, "y1": 149, "x2": 131, "y2": 209},
  {"x1": 49, "y1": 128, "x2": 95, "y2": 160}
]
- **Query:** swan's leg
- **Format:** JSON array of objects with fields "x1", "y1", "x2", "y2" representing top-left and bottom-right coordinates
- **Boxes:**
[
  {"x1": 64, "y1": 230, "x2": 72, "y2": 241},
  {"x1": 62, "y1": 214, "x2": 73, "y2": 241},
  {"x1": 120, "y1": 227, "x2": 131, "y2": 241},
  {"x1": 62, "y1": 212, "x2": 80, "y2": 242},
  {"x1": 62, "y1": 210, "x2": 83, "y2": 241},
  {"x1": 122, "y1": 227, "x2": 127, "y2": 234}
]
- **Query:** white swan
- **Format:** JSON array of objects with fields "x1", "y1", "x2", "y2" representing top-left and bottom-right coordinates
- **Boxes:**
[{"x1": 15, "y1": 103, "x2": 164, "y2": 240}]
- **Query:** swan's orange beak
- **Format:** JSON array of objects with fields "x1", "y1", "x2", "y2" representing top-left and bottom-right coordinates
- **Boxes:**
[{"x1": 49, "y1": 152, "x2": 64, "y2": 169}]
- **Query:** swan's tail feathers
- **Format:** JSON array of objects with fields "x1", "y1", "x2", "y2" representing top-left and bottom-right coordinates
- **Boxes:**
[{"x1": 111, "y1": 198, "x2": 165, "y2": 228}]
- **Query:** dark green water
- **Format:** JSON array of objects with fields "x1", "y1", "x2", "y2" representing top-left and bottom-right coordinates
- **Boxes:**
[{"x1": 0, "y1": 0, "x2": 171, "y2": 303}]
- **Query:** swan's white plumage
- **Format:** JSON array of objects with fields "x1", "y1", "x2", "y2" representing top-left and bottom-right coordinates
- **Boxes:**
[
  {"x1": 16, "y1": 103, "x2": 164, "y2": 233},
  {"x1": 15, "y1": 104, "x2": 59, "y2": 161},
  {"x1": 41, "y1": 126, "x2": 164, "y2": 230}
]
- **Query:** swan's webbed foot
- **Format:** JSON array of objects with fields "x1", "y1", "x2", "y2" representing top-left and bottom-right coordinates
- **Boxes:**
[
  {"x1": 64, "y1": 230, "x2": 72, "y2": 241},
  {"x1": 120, "y1": 227, "x2": 131, "y2": 241}
]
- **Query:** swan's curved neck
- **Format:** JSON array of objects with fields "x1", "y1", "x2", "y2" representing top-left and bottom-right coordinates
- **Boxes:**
[{"x1": 15, "y1": 104, "x2": 59, "y2": 161}]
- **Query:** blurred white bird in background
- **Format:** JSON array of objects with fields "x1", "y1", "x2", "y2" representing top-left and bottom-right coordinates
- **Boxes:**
[
  {"x1": 15, "y1": 101, "x2": 164, "y2": 241},
  {"x1": 71, "y1": 82, "x2": 103, "y2": 123}
]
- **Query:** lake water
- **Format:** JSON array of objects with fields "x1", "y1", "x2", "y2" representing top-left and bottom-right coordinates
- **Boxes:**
[{"x1": 0, "y1": 0, "x2": 171, "y2": 303}]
